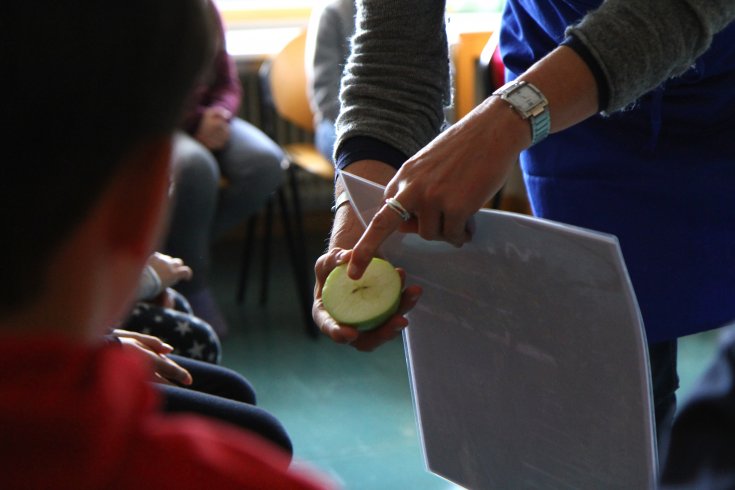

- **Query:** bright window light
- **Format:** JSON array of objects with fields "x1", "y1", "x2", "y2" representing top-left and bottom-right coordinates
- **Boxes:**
[{"x1": 214, "y1": 0, "x2": 503, "y2": 14}]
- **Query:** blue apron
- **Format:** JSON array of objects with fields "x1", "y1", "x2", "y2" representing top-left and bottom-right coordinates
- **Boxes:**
[{"x1": 499, "y1": 0, "x2": 735, "y2": 343}]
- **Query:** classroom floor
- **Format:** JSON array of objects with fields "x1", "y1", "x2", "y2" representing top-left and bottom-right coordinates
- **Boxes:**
[{"x1": 210, "y1": 212, "x2": 725, "y2": 490}]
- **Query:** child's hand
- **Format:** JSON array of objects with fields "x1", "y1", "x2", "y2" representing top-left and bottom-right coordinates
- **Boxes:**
[
  {"x1": 112, "y1": 329, "x2": 193, "y2": 386},
  {"x1": 195, "y1": 106, "x2": 231, "y2": 150},
  {"x1": 148, "y1": 252, "x2": 192, "y2": 289}
]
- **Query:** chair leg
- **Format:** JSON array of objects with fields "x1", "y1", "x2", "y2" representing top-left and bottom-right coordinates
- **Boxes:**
[
  {"x1": 259, "y1": 196, "x2": 275, "y2": 305},
  {"x1": 237, "y1": 213, "x2": 259, "y2": 304},
  {"x1": 278, "y1": 173, "x2": 319, "y2": 338},
  {"x1": 287, "y1": 164, "x2": 308, "y2": 252}
]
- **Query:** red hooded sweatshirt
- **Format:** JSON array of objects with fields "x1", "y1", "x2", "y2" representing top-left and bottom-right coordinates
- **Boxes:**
[{"x1": 0, "y1": 336, "x2": 333, "y2": 490}]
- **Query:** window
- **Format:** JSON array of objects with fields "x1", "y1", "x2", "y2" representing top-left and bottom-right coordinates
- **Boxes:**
[
  {"x1": 217, "y1": 0, "x2": 504, "y2": 60},
  {"x1": 215, "y1": 0, "x2": 503, "y2": 27}
]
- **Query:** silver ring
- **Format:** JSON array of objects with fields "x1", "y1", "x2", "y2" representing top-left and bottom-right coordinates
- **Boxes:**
[{"x1": 385, "y1": 197, "x2": 412, "y2": 221}]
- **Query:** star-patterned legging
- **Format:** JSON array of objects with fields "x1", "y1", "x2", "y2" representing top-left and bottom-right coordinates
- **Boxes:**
[{"x1": 123, "y1": 290, "x2": 221, "y2": 364}]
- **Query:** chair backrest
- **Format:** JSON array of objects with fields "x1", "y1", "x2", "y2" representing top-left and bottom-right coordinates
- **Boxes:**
[{"x1": 268, "y1": 29, "x2": 314, "y2": 132}]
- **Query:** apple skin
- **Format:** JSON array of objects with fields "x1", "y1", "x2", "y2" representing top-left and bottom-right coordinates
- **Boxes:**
[{"x1": 322, "y1": 258, "x2": 402, "y2": 331}]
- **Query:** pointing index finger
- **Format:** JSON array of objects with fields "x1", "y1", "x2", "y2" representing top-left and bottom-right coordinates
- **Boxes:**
[{"x1": 348, "y1": 200, "x2": 406, "y2": 279}]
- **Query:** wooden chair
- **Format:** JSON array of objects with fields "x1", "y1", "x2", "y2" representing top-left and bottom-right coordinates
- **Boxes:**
[
  {"x1": 238, "y1": 29, "x2": 333, "y2": 338},
  {"x1": 264, "y1": 29, "x2": 334, "y2": 181}
]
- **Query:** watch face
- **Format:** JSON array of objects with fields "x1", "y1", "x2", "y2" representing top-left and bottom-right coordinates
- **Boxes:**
[{"x1": 507, "y1": 84, "x2": 542, "y2": 113}]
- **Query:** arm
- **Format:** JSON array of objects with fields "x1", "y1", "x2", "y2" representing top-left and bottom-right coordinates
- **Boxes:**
[
  {"x1": 314, "y1": 1, "x2": 589, "y2": 346},
  {"x1": 314, "y1": 0, "x2": 735, "y2": 346},
  {"x1": 147, "y1": 252, "x2": 193, "y2": 290},
  {"x1": 336, "y1": 0, "x2": 596, "y2": 275},
  {"x1": 567, "y1": 0, "x2": 735, "y2": 112},
  {"x1": 137, "y1": 252, "x2": 192, "y2": 306},
  {"x1": 346, "y1": 45, "x2": 597, "y2": 276},
  {"x1": 337, "y1": 0, "x2": 735, "y2": 158},
  {"x1": 347, "y1": 0, "x2": 735, "y2": 277},
  {"x1": 313, "y1": 159, "x2": 422, "y2": 351},
  {"x1": 335, "y1": 0, "x2": 450, "y2": 159},
  {"x1": 312, "y1": 0, "x2": 443, "y2": 349}
]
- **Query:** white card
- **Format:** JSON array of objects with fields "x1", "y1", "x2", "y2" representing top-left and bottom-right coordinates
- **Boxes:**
[{"x1": 340, "y1": 170, "x2": 656, "y2": 490}]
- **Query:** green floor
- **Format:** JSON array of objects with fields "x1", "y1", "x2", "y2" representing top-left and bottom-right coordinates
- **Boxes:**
[{"x1": 211, "y1": 220, "x2": 725, "y2": 489}]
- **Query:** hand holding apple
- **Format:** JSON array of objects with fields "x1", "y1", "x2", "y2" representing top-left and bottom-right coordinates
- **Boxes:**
[
  {"x1": 312, "y1": 248, "x2": 422, "y2": 352},
  {"x1": 322, "y1": 257, "x2": 402, "y2": 330}
]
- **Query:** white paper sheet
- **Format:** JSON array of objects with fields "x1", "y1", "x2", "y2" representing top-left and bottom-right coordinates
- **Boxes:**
[{"x1": 340, "y1": 171, "x2": 657, "y2": 490}]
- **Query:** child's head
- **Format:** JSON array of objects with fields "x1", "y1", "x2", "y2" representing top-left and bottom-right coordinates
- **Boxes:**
[{"x1": 1, "y1": 1, "x2": 212, "y2": 320}]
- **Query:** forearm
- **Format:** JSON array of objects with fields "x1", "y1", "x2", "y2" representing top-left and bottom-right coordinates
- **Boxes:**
[
  {"x1": 521, "y1": 46, "x2": 598, "y2": 135},
  {"x1": 459, "y1": 45, "x2": 597, "y2": 158}
]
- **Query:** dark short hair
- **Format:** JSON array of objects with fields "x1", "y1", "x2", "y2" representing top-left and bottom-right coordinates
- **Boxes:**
[{"x1": 0, "y1": 1, "x2": 212, "y2": 315}]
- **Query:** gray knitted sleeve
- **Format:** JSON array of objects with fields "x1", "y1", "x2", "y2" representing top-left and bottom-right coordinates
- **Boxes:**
[
  {"x1": 338, "y1": 0, "x2": 735, "y2": 150},
  {"x1": 336, "y1": 0, "x2": 451, "y2": 158},
  {"x1": 568, "y1": 0, "x2": 735, "y2": 112}
]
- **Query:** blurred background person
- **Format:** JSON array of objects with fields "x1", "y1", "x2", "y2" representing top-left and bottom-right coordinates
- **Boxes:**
[
  {"x1": 306, "y1": 0, "x2": 356, "y2": 162},
  {"x1": 166, "y1": 0, "x2": 286, "y2": 335}
]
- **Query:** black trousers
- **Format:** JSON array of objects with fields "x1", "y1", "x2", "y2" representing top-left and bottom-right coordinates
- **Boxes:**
[{"x1": 158, "y1": 355, "x2": 292, "y2": 455}]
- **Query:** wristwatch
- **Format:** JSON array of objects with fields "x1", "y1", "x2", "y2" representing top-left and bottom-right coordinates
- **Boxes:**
[{"x1": 492, "y1": 80, "x2": 550, "y2": 146}]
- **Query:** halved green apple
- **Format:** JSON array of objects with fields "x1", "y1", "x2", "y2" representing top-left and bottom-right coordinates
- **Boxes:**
[{"x1": 322, "y1": 257, "x2": 402, "y2": 331}]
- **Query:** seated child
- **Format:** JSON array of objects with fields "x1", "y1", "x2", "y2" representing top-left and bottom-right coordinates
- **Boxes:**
[
  {"x1": 0, "y1": 2, "x2": 332, "y2": 488},
  {"x1": 165, "y1": 0, "x2": 286, "y2": 336}
]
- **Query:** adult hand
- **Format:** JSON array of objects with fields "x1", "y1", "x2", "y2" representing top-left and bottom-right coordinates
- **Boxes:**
[
  {"x1": 313, "y1": 247, "x2": 422, "y2": 352},
  {"x1": 347, "y1": 97, "x2": 531, "y2": 280},
  {"x1": 195, "y1": 106, "x2": 231, "y2": 150},
  {"x1": 112, "y1": 329, "x2": 193, "y2": 386},
  {"x1": 313, "y1": 160, "x2": 422, "y2": 350},
  {"x1": 148, "y1": 252, "x2": 192, "y2": 289}
]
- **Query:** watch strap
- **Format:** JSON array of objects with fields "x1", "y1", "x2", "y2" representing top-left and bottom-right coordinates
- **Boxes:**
[
  {"x1": 530, "y1": 104, "x2": 551, "y2": 145},
  {"x1": 492, "y1": 80, "x2": 550, "y2": 146}
]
